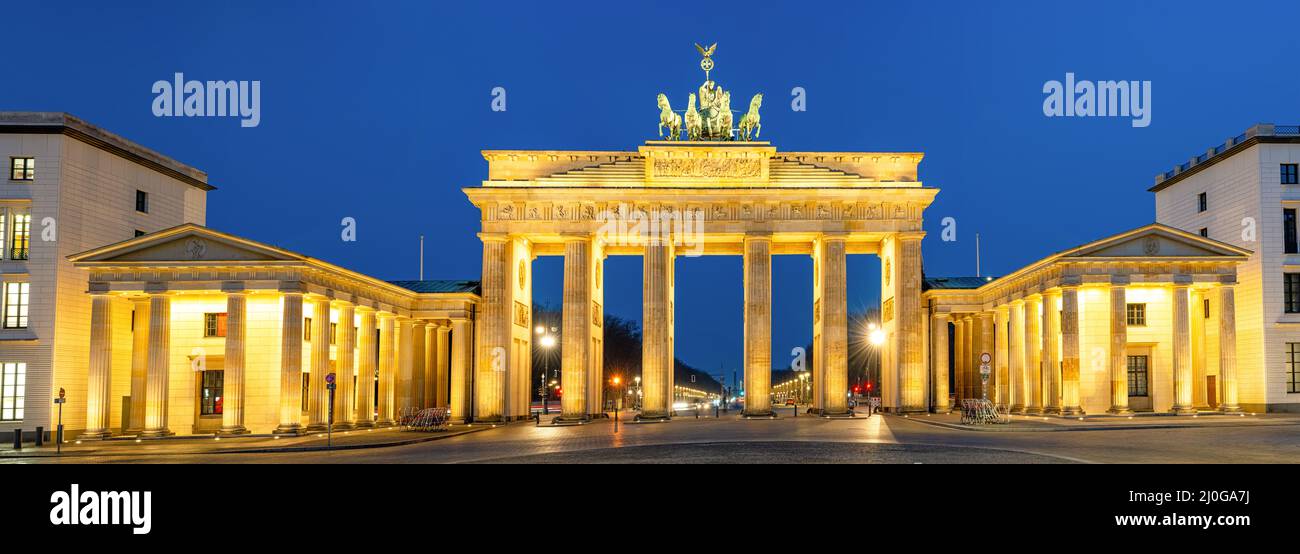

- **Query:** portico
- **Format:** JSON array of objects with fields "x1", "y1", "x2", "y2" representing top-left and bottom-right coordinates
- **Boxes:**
[
  {"x1": 69, "y1": 225, "x2": 479, "y2": 438},
  {"x1": 925, "y1": 224, "x2": 1249, "y2": 416},
  {"x1": 464, "y1": 141, "x2": 938, "y2": 420}
]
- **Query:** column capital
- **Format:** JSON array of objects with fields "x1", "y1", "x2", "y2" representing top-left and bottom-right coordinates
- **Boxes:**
[
  {"x1": 931, "y1": 311, "x2": 951, "y2": 321},
  {"x1": 743, "y1": 232, "x2": 774, "y2": 242},
  {"x1": 331, "y1": 297, "x2": 355, "y2": 308},
  {"x1": 478, "y1": 232, "x2": 510, "y2": 243},
  {"x1": 376, "y1": 311, "x2": 396, "y2": 320},
  {"x1": 354, "y1": 304, "x2": 376, "y2": 314},
  {"x1": 560, "y1": 232, "x2": 593, "y2": 242}
]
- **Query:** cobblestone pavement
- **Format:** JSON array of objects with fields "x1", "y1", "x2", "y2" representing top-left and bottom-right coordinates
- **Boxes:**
[{"x1": 7, "y1": 408, "x2": 1298, "y2": 463}]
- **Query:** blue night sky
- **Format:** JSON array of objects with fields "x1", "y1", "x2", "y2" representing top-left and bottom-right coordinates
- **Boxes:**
[{"x1": 7, "y1": 0, "x2": 1300, "y2": 376}]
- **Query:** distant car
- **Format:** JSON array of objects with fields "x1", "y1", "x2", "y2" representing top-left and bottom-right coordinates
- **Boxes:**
[{"x1": 785, "y1": 398, "x2": 796, "y2": 406}]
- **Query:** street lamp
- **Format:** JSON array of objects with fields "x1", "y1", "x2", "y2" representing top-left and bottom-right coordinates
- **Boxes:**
[
  {"x1": 612, "y1": 376, "x2": 622, "y2": 432},
  {"x1": 538, "y1": 331, "x2": 557, "y2": 414}
]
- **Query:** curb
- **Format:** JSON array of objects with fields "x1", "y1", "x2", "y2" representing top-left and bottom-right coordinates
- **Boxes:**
[{"x1": 894, "y1": 414, "x2": 1300, "y2": 433}]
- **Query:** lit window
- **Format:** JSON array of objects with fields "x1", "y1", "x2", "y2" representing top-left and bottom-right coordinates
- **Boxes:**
[
  {"x1": 3, "y1": 282, "x2": 29, "y2": 329},
  {"x1": 199, "y1": 370, "x2": 223, "y2": 415},
  {"x1": 204, "y1": 313, "x2": 228, "y2": 337},
  {"x1": 330, "y1": 322, "x2": 338, "y2": 345},
  {"x1": 1127, "y1": 355, "x2": 1149, "y2": 397},
  {"x1": 8, "y1": 208, "x2": 29, "y2": 260},
  {"x1": 1287, "y1": 274, "x2": 1300, "y2": 314},
  {"x1": 1284, "y1": 164, "x2": 1299, "y2": 185},
  {"x1": 9, "y1": 157, "x2": 33, "y2": 181},
  {"x1": 1126, "y1": 303, "x2": 1146, "y2": 326},
  {"x1": 0, "y1": 362, "x2": 24, "y2": 420},
  {"x1": 303, "y1": 317, "x2": 312, "y2": 341},
  {"x1": 135, "y1": 190, "x2": 149, "y2": 213}
]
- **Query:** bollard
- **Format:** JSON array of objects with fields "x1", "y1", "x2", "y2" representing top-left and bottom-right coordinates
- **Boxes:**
[
  {"x1": 35, "y1": 426, "x2": 43, "y2": 447},
  {"x1": 12, "y1": 429, "x2": 21, "y2": 450}
]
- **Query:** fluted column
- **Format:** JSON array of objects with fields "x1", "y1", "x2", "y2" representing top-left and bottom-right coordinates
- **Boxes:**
[
  {"x1": 953, "y1": 317, "x2": 966, "y2": 401},
  {"x1": 1108, "y1": 284, "x2": 1132, "y2": 414},
  {"x1": 376, "y1": 312, "x2": 396, "y2": 425},
  {"x1": 219, "y1": 289, "x2": 250, "y2": 434},
  {"x1": 560, "y1": 235, "x2": 593, "y2": 421},
  {"x1": 127, "y1": 298, "x2": 149, "y2": 434},
  {"x1": 423, "y1": 322, "x2": 436, "y2": 409},
  {"x1": 1219, "y1": 281, "x2": 1241, "y2": 413},
  {"x1": 743, "y1": 234, "x2": 774, "y2": 417},
  {"x1": 897, "y1": 236, "x2": 925, "y2": 413},
  {"x1": 1025, "y1": 295, "x2": 1043, "y2": 413},
  {"x1": 816, "y1": 235, "x2": 849, "y2": 415},
  {"x1": 355, "y1": 308, "x2": 377, "y2": 427},
  {"x1": 83, "y1": 293, "x2": 114, "y2": 439},
  {"x1": 333, "y1": 302, "x2": 356, "y2": 429},
  {"x1": 1171, "y1": 283, "x2": 1195, "y2": 414},
  {"x1": 1009, "y1": 301, "x2": 1026, "y2": 413},
  {"x1": 396, "y1": 317, "x2": 414, "y2": 413},
  {"x1": 1043, "y1": 290, "x2": 1061, "y2": 414},
  {"x1": 475, "y1": 235, "x2": 510, "y2": 422},
  {"x1": 449, "y1": 318, "x2": 472, "y2": 421},
  {"x1": 274, "y1": 291, "x2": 304, "y2": 434},
  {"x1": 640, "y1": 239, "x2": 674, "y2": 420},
  {"x1": 994, "y1": 306, "x2": 1010, "y2": 407},
  {"x1": 306, "y1": 297, "x2": 331, "y2": 431},
  {"x1": 435, "y1": 323, "x2": 450, "y2": 407},
  {"x1": 1060, "y1": 283, "x2": 1083, "y2": 416},
  {"x1": 931, "y1": 313, "x2": 950, "y2": 412},
  {"x1": 963, "y1": 316, "x2": 975, "y2": 400},
  {"x1": 409, "y1": 320, "x2": 425, "y2": 410},
  {"x1": 141, "y1": 293, "x2": 172, "y2": 437}
]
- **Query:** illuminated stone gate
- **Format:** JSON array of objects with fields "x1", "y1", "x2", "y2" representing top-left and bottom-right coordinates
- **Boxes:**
[{"x1": 464, "y1": 141, "x2": 938, "y2": 421}]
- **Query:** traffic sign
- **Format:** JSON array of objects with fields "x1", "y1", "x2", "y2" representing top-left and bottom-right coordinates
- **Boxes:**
[
  {"x1": 979, "y1": 352, "x2": 992, "y2": 365},
  {"x1": 58, "y1": 387, "x2": 65, "y2": 399}
]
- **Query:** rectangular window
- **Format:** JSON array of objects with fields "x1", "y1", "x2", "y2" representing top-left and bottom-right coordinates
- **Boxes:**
[
  {"x1": 1287, "y1": 274, "x2": 1300, "y2": 314},
  {"x1": 1204, "y1": 298, "x2": 1211, "y2": 319},
  {"x1": 1199, "y1": 227, "x2": 1208, "y2": 238},
  {"x1": 204, "y1": 313, "x2": 228, "y2": 337},
  {"x1": 1283, "y1": 163, "x2": 1299, "y2": 185},
  {"x1": 0, "y1": 362, "x2": 24, "y2": 420},
  {"x1": 330, "y1": 322, "x2": 338, "y2": 345},
  {"x1": 9, "y1": 157, "x2": 34, "y2": 181},
  {"x1": 3, "y1": 282, "x2": 29, "y2": 329},
  {"x1": 1127, "y1": 355, "x2": 1149, "y2": 397},
  {"x1": 135, "y1": 190, "x2": 149, "y2": 213},
  {"x1": 1288, "y1": 209, "x2": 1299, "y2": 254},
  {"x1": 8, "y1": 208, "x2": 30, "y2": 260},
  {"x1": 303, "y1": 317, "x2": 312, "y2": 341},
  {"x1": 199, "y1": 370, "x2": 223, "y2": 415},
  {"x1": 1126, "y1": 303, "x2": 1146, "y2": 326},
  {"x1": 1197, "y1": 192, "x2": 1208, "y2": 212},
  {"x1": 1289, "y1": 343, "x2": 1300, "y2": 394}
]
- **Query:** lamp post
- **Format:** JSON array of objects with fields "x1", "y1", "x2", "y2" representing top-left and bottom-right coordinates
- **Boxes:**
[
  {"x1": 612, "y1": 376, "x2": 622, "y2": 433},
  {"x1": 537, "y1": 326, "x2": 557, "y2": 415}
]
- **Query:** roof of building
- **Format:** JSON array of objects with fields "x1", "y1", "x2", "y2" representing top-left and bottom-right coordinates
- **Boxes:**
[
  {"x1": 0, "y1": 112, "x2": 212, "y2": 191},
  {"x1": 922, "y1": 276, "x2": 991, "y2": 291},
  {"x1": 387, "y1": 280, "x2": 482, "y2": 294},
  {"x1": 1149, "y1": 123, "x2": 1300, "y2": 192}
]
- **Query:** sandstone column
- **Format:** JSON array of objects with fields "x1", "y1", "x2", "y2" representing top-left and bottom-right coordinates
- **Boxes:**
[
  {"x1": 1171, "y1": 282, "x2": 1195, "y2": 414},
  {"x1": 1025, "y1": 295, "x2": 1043, "y2": 414},
  {"x1": 395, "y1": 316, "x2": 414, "y2": 414},
  {"x1": 475, "y1": 235, "x2": 510, "y2": 422},
  {"x1": 931, "y1": 313, "x2": 950, "y2": 412},
  {"x1": 896, "y1": 236, "x2": 925, "y2": 413},
  {"x1": 355, "y1": 307, "x2": 377, "y2": 427},
  {"x1": 743, "y1": 234, "x2": 774, "y2": 417},
  {"x1": 219, "y1": 289, "x2": 249, "y2": 434},
  {"x1": 334, "y1": 301, "x2": 356, "y2": 429},
  {"x1": 142, "y1": 292, "x2": 172, "y2": 437},
  {"x1": 1108, "y1": 283, "x2": 1132, "y2": 414},
  {"x1": 1060, "y1": 283, "x2": 1083, "y2": 416},
  {"x1": 83, "y1": 293, "x2": 113, "y2": 439},
  {"x1": 994, "y1": 306, "x2": 1010, "y2": 407},
  {"x1": 409, "y1": 320, "x2": 425, "y2": 410},
  {"x1": 449, "y1": 317, "x2": 472, "y2": 421},
  {"x1": 377, "y1": 312, "x2": 396, "y2": 425},
  {"x1": 306, "y1": 297, "x2": 331, "y2": 431},
  {"x1": 953, "y1": 317, "x2": 966, "y2": 401},
  {"x1": 127, "y1": 297, "x2": 149, "y2": 434},
  {"x1": 423, "y1": 322, "x2": 436, "y2": 409},
  {"x1": 815, "y1": 235, "x2": 849, "y2": 415},
  {"x1": 435, "y1": 322, "x2": 450, "y2": 407},
  {"x1": 1219, "y1": 281, "x2": 1242, "y2": 413},
  {"x1": 560, "y1": 235, "x2": 594, "y2": 422},
  {"x1": 275, "y1": 291, "x2": 304, "y2": 434},
  {"x1": 1043, "y1": 290, "x2": 1061, "y2": 414},
  {"x1": 963, "y1": 315, "x2": 975, "y2": 399},
  {"x1": 1009, "y1": 301, "x2": 1025, "y2": 413},
  {"x1": 640, "y1": 239, "x2": 674, "y2": 420}
]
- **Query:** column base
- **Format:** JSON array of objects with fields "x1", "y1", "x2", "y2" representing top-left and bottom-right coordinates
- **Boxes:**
[
  {"x1": 1009, "y1": 404, "x2": 1025, "y2": 414},
  {"x1": 1106, "y1": 406, "x2": 1134, "y2": 415},
  {"x1": 1025, "y1": 405, "x2": 1044, "y2": 415},
  {"x1": 375, "y1": 420, "x2": 396, "y2": 427},
  {"x1": 1219, "y1": 404, "x2": 1243, "y2": 414},
  {"x1": 305, "y1": 423, "x2": 328, "y2": 432},
  {"x1": 79, "y1": 429, "x2": 112, "y2": 440},
  {"x1": 1171, "y1": 406, "x2": 1198, "y2": 415},
  {"x1": 633, "y1": 413, "x2": 671, "y2": 423},
  {"x1": 216, "y1": 426, "x2": 249, "y2": 436},
  {"x1": 139, "y1": 428, "x2": 174, "y2": 438},
  {"x1": 816, "y1": 409, "x2": 855, "y2": 418},
  {"x1": 353, "y1": 419, "x2": 375, "y2": 429},
  {"x1": 896, "y1": 407, "x2": 928, "y2": 415},
  {"x1": 331, "y1": 422, "x2": 356, "y2": 431},
  {"x1": 1042, "y1": 406, "x2": 1062, "y2": 415},
  {"x1": 1061, "y1": 406, "x2": 1084, "y2": 416},
  {"x1": 273, "y1": 423, "x2": 303, "y2": 435},
  {"x1": 741, "y1": 411, "x2": 778, "y2": 419},
  {"x1": 550, "y1": 415, "x2": 590, "y2": 426},
  {"x1": 931, "y1": 405, "x2": 952, "y2": 414}
]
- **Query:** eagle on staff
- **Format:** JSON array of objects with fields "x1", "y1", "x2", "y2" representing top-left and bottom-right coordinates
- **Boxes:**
[{"x1": 655, "y1": 43, "x2": 763, "y2": 142}]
